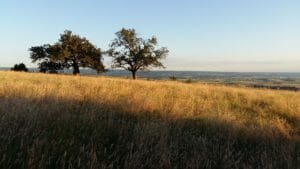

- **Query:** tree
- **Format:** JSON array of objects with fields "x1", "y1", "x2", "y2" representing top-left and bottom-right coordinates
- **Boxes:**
[
  {"x1": 11, "y1": 63, "x2": 28, "y2": 72},
  {"x1": 108, "y1": 28, "x2": 169, "y2": 79},
  {"x1": 29, "y1": 45, "x2": 64, "y2": 73},
  {"x1": 29, "y1": 30, "x2": 105, "y2": 75}
]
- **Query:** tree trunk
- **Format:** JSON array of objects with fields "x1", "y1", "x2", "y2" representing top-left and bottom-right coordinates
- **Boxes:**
[
  {"x1": 131, "y1": 70, "x2": 137, "y2": 79},
  {"x1": 73, "y1": 63, "x2": 80, "y2": 75}
]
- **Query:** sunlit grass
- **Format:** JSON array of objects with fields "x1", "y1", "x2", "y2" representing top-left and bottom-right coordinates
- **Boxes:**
[{"x1": 0, "y1": 71, "x2": 299, "y2": 168}]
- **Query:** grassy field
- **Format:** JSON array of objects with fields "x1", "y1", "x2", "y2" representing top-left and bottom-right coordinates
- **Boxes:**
[{"x1": 0, "y1": 71, "x2": 299, "y2": 169}]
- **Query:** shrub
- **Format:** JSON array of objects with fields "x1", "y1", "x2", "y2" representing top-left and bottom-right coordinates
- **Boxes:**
[{"x1": 11, "y1": 63, "x2": 28, "y2": 72}]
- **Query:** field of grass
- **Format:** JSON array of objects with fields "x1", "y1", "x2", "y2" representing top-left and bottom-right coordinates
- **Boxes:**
[{"x1": 0, "y1": 71, "x2": 299, "y2": 169}]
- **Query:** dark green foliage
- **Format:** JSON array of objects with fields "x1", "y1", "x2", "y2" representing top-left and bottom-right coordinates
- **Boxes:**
[
  {"x1": 29, "y1": 30, "x2": 105, "y2": 75},
  {"x1": 29, "y1": 45, "x2": 64, "y2": 73},
  {"x1": 11, "y1": 63, "x2": 28, "y2": 72},
  {"x1": 108, "y1": 28, "x2": 169, "y2": 79},
  {"x1": 38, "y1": 61, "x2": 63, "y2": 73}
]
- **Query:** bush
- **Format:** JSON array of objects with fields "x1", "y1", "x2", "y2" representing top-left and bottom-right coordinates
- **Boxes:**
[{"x1": 11, "y1": 63, "x2": 28, "y2": 72}]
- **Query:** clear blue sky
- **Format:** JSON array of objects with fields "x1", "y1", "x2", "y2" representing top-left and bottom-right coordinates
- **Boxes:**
[{"x1": 0, "y1": 0, "x2": 299, "y2": 72}]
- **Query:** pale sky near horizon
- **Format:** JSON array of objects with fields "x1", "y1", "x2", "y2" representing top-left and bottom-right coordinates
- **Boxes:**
[{"x1": 0, "y1": 0, "x2": 299, "y2": 72}]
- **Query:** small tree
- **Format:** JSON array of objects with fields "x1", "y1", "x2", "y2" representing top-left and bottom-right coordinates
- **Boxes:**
[
  {"x1": 29, "y1": 30, "x2": 105, "y2": 75},
  {"x1": 11, "y1": 63, "x2": 28, "y2": 72},
  {"x1": 108, "y1": 28, "x2": 169, "y2": 79}
]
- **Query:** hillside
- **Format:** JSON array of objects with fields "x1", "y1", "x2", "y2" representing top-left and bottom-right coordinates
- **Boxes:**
[{"x1": 0, "y1": 71, "x2": 299, "y2": 169}]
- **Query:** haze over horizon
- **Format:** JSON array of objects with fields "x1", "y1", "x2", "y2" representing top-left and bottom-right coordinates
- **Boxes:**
[{"x1": 0, "y1": 0, "x2": 299, "y2": 72}]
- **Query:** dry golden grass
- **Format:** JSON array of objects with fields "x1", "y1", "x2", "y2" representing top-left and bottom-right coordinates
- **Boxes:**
[{"x1": 0, "y1": 71, "x2": 299, "y2": 169}]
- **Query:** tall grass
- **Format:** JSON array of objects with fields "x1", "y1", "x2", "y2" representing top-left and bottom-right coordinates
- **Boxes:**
[{"x1": 0, "y1": 71, "x2": 299, "y2": 169}]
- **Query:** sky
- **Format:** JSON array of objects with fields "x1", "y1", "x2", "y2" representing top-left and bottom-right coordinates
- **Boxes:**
[{"x1": 0, "y1": 0, "x2": 299, "y2": 72}]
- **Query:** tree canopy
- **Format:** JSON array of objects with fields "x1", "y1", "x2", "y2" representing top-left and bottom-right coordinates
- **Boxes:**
[
  {"x1": 29, "y1": 45, "x2": 64, "y2": 73},
  {"x1": 30, "y1": 30, "x2": 105, "y2": 75},
  {"x1": 108, "y1": 28, "x2": 169, "y2": 79}
]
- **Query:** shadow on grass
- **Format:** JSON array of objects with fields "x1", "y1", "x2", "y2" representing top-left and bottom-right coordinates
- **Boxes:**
[{"x1": 0, "y1": 95, "x2": 298, "y2": 169}]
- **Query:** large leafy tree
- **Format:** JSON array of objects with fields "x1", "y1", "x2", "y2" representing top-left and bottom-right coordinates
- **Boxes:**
[
  {"x1": 30, "y1": 30, "x2": 105, "y2": 75},
  {"x1": 108, "y1": 28, "x2": 169, "y2": 79}
]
